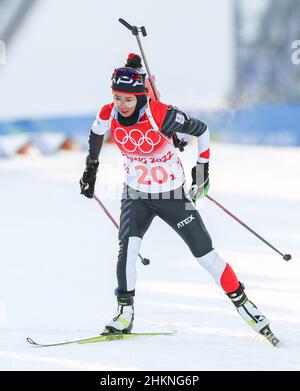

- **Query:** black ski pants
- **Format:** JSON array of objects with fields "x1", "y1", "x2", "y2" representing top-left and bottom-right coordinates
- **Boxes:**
[{"x1": 116, "y1": 185, "x2": 213, "y2": 294}]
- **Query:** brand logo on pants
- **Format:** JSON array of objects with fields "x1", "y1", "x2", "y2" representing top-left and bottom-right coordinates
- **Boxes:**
[{"x1": 177, "y1": 214, "x2": 195, "y2": 229}]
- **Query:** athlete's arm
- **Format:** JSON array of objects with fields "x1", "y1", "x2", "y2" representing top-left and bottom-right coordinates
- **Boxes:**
[
  {"x1": 79, "y1": 104, "x2": 112, "y2": 198},
  {"x1": 88, "y1": 131, "x2": 104, "y2": 160},
  {"x1": 160, "y1": 106, "x2": 210, "y2": 162},
  {"x1": 161, "y1": 107, "x2": 207, "y2": 137},
  {"x1": 88, "y1": 103, "x2": 114, "y2": 160}
]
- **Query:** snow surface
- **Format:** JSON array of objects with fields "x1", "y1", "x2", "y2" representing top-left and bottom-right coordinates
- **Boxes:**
[{"x1": 0, "y1": 142, "x2": 299, "y2": 371}]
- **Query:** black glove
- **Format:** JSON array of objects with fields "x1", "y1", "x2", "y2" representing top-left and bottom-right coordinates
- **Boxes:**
[
  {"x1": 189, "y1": 162, "x2": 209, "y2": 201},
  {"x1": 79, "y1": 156, "x2": 99, "y2": 199}
]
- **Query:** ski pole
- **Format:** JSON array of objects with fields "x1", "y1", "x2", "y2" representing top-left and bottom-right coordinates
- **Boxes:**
[
  {"x1": 93, "y1": 194, "x2": 150, "y2": 266},
  {"x1": 206, "y1": 195, "x2": 292, "y2": 262}
]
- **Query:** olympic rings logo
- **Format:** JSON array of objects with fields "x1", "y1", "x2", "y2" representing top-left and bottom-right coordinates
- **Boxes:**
[{"x1": 114, "y1": 127, "x2": 162, "y2": 154}]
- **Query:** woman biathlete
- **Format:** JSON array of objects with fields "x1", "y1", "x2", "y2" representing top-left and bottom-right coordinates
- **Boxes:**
[{"x1": 80, "y1": 54, "x2": 276, "y2": 343}]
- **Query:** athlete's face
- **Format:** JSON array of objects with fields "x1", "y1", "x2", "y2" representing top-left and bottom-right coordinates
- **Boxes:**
[{"x1": 113, "y1": 93, "x2": 137, "y2": 117}]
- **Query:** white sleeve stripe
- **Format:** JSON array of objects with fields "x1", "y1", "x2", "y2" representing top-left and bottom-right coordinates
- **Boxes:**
[{"x1": 197, "y1": 127, "x2": 210, "y2": 163}]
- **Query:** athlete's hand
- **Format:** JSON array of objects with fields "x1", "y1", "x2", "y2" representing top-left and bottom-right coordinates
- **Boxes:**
[
  {"x1": 79, "y1": 156, "x2": 99, "y2": 199},
  {"x1": 189, "y1": 162, "x2": 209, "y2": 201}
]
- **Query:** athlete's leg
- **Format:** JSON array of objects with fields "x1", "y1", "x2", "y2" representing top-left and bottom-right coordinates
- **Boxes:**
[
  {"x1": 117, "y1": 188, "x2": 156, "y2": 293},
  {"x1": 155, "y1": 193, "x2": 240, "y2": 291},
  {"x1": 155, "y1": 192, "x2": 270, "y2": 334},
  {"x1": 105, "y1": 186, "x2": 156, "y2": 333}
]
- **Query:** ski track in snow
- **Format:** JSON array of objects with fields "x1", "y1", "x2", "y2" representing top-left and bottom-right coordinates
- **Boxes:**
[{"x1": 0, "y1": 143, "x2": 299, "y2": 371}]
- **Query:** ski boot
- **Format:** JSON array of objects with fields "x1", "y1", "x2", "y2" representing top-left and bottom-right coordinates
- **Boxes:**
[
  {"x1": 226, "y1": 283, "x2": 279, "y2": 346},
  {"x1": 103, "y1": 291, "x2": 134, "y2": 335}
]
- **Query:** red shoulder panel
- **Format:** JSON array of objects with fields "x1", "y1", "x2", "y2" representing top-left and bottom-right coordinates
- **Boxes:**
[{"x1": 149, "y1": 100, "x2": 170, "y2": 129}]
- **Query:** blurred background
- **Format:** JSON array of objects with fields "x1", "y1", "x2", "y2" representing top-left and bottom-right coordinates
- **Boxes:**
[
  {"x1": 0, "y1": 0, "x2": 300, "y2": 153},
  {"x1": 1, "y1": 2, "x2": 300, "y2": 370}
]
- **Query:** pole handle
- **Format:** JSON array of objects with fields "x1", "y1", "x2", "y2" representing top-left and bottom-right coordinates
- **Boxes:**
[
  {"x1": 118, "y1": 18, "x2": 132, "y2": 30},
  {"x1": 119, "y1": 18, "x2": 138, "y2": 35}
]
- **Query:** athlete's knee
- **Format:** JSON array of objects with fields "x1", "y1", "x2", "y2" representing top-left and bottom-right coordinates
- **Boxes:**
[
  {"x1": 196, "y1": 250, "x2": 225, "y2": 276},
  {"x1": 118, "y1": 237, "x2": 142, "y2": 264},
  {"x1": 127, "y1": 236, "x2": 142, "y2": 259},
  {"x1": 189, "y1": 236, "x2": 213, "y2": 258}
]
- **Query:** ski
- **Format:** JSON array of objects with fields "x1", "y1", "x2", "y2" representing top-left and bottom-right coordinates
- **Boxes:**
[
  {"x1": 26, "y1": 330, "x2": 177, "y2": 347},
  {"x1": 26, "y1": 327, "x2": 279, "y2": 348}
]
